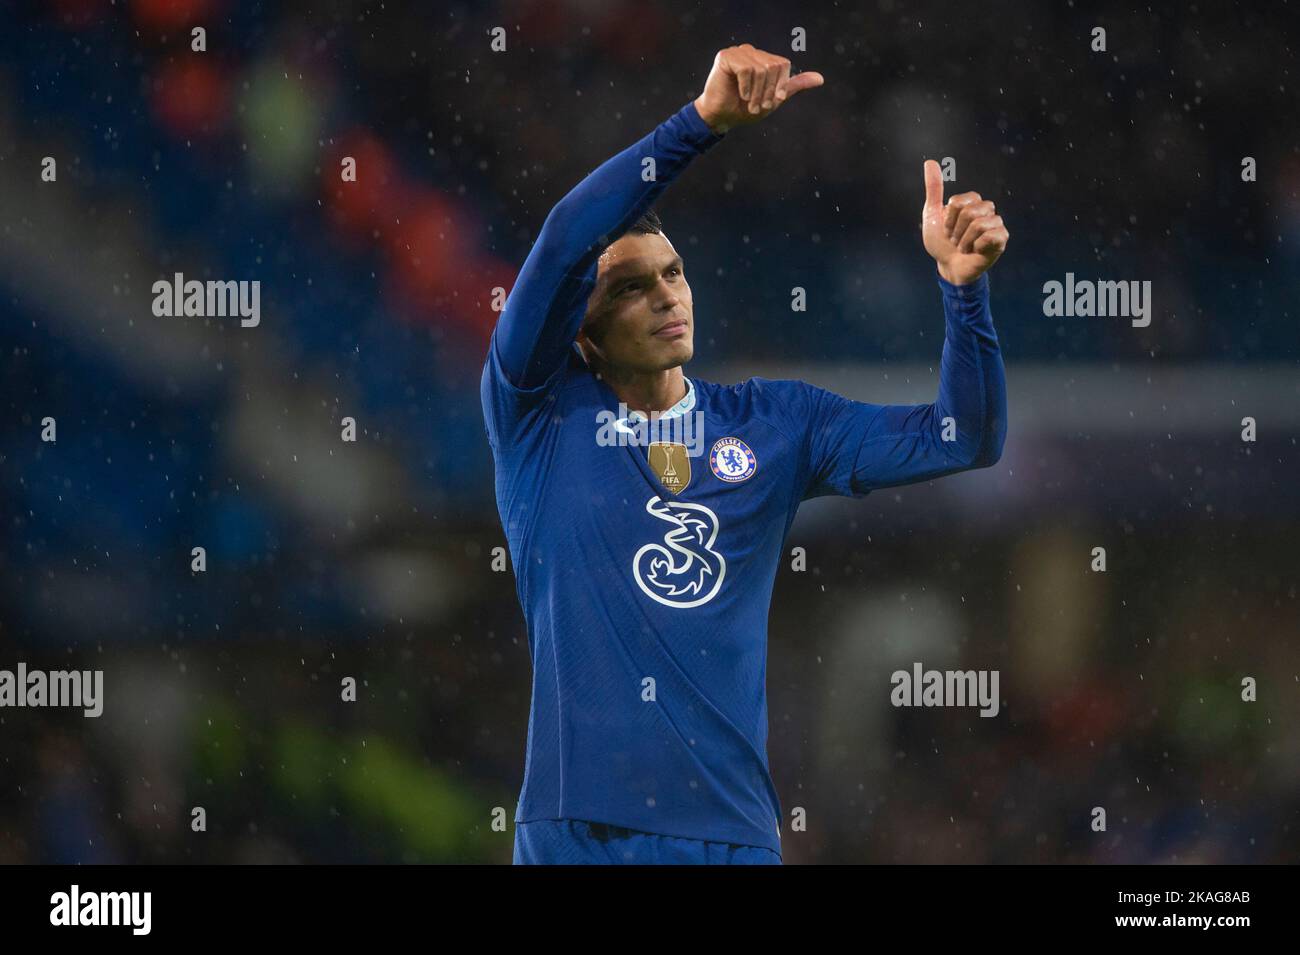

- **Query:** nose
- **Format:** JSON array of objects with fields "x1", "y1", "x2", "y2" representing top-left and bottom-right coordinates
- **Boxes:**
[{"x1": 650, "y1": 276, "x2": 681, "y2": 311}]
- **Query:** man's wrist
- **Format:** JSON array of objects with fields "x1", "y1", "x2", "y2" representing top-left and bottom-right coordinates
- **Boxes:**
[
  {"x1": 936, "y1": 262, "x2": 985, "y2": 287},
  {"x1": 691, "y1": 97, "x2": 729, "y2": 135},
  {"x1": 937, "y1": 269, "x2": 989, "y2": 296}
]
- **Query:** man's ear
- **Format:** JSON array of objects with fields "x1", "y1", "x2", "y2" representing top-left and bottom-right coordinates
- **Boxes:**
[
  {"x1": 576, "y1": 324, "x2": 590, "y2": 348},
  {"x1": 577, "y1": 310, "x2": 605, "y2": 348},
  {"x1": 575, "y1": 325, "x2": 599, "y2": 366}
]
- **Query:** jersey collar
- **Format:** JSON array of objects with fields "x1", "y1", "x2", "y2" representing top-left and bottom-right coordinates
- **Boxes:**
[
  {"x1": 610, "y1": 377, "x2": 696, "y2": 435},
  {"x1": 625, "y1": 376, "x2": 695, "y2": 423}
]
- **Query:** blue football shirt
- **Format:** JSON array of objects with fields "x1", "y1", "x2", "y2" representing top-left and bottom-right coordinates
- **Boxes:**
[{"x1": 481, "y1": 101, "x2": 1006, "y2": 852}]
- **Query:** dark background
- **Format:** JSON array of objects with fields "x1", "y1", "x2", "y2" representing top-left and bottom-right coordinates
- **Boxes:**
[{"x1": 0, "y1": 0, "x2": 1296, "y2": 863}]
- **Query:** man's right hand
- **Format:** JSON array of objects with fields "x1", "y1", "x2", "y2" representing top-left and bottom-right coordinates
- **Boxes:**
[{"x1": 693, "y1": 44, "x2": 824, "y2": 135}]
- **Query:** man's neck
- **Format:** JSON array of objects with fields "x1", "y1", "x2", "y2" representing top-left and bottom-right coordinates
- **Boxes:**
[{"x1": 596, "y1": 362, "x2": 688, "y2": 417}]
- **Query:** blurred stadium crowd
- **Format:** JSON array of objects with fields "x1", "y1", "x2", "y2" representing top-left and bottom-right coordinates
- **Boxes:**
[{"x1": 0, "y1": 0, "x2": 1296, "y2": 863}]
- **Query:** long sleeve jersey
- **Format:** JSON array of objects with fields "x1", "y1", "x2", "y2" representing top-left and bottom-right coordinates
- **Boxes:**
[{"x1": 480, "y1": 100, "x2": 1007, "y2": 853}]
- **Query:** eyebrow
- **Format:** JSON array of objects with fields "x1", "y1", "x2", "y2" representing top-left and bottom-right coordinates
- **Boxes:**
[{"x1": 601, "y1": 256, "x2": 684, "y2": 295}]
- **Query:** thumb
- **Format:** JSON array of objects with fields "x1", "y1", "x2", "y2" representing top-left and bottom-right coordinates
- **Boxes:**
[
  {"x1": 783, "y1": 71, "x2": 825, "y2": 98},
  {"x1": 925, "y1": 160, "x2": 946, "y2": 216},
  {"x1": 922, "y1": 159, "x2": 944, "y2": 214}
]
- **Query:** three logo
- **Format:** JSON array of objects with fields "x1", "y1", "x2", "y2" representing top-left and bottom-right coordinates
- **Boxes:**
[{"x1": 633, "y1": 496, "x2": 726, "y2": 608}]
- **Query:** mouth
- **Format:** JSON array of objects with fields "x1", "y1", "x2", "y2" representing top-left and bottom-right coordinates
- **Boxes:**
[{"x1": 652, "y1": 318, "x2": 689, "y2": 340}]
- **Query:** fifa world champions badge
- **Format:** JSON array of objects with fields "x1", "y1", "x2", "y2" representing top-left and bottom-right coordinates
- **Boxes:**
[
  {"x1": 648, "y1": 441, "x2": 691, "y2": 494},
  {"x1": 709, "y1": 437, "x2": 757, "y2": 483}
]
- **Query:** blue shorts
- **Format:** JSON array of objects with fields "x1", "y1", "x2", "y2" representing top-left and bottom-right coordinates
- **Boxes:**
[{"x1": 513, "y1": 819, "x2": 782, "y2": 865}]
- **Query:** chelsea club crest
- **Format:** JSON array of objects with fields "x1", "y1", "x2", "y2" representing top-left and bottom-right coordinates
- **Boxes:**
[{"x1": 709, "y1": 437, "x2": 757, "y2": 483}]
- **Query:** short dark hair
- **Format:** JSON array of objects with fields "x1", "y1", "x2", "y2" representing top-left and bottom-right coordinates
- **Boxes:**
[{"x1": 626, "y1": 209, "x2": 662, "y2": 236}]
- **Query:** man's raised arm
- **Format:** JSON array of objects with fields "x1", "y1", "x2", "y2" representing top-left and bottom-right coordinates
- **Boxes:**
[
  {"x1": 491, "y1": 45, "x2": 824, "y2": 391},
  {"x1": 803, "y1": 160, "x2": 1011, "y2": 497}
]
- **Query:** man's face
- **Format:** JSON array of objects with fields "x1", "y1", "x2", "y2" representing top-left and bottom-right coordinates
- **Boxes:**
[{"x1": 579, "y1": 231, "x2": 694, "y2": 374}]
